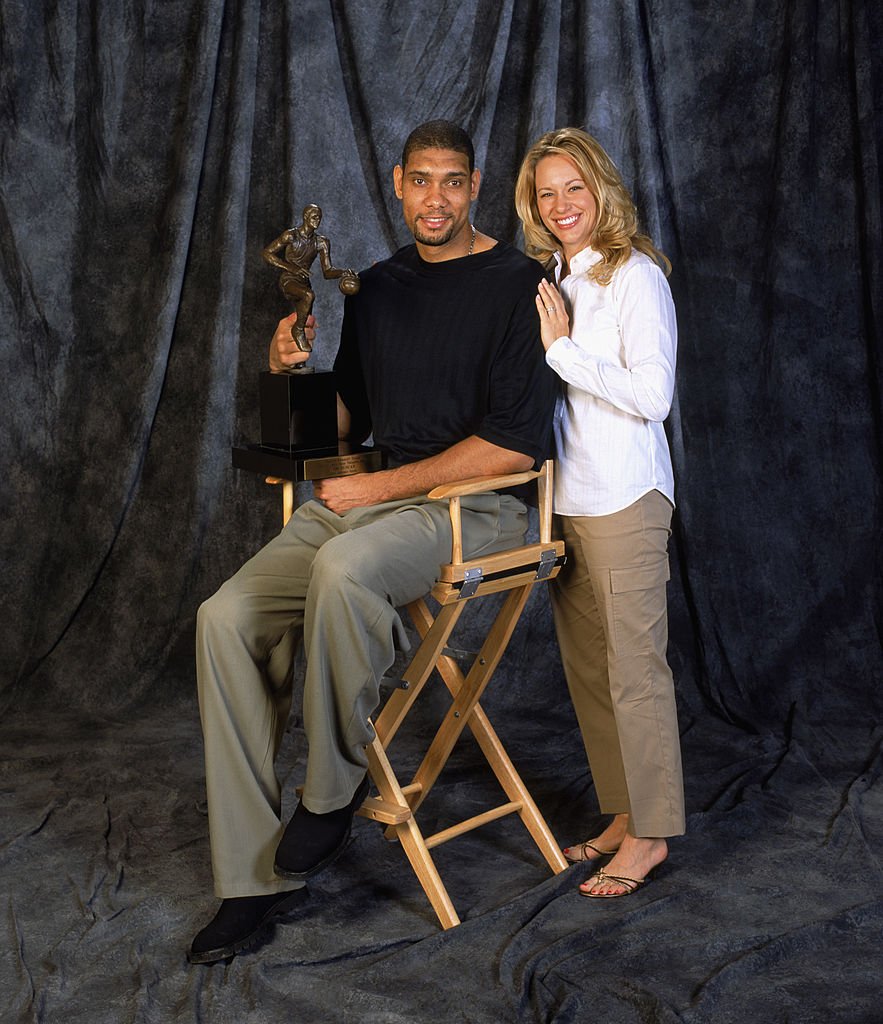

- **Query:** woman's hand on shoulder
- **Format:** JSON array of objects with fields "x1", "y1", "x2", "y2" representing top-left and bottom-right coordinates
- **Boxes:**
[{"x1": 535, "y1": 279, "x2": 570, "y2": 351}]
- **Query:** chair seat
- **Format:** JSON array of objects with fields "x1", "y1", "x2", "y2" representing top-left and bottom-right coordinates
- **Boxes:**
[{"x1": 432, "y1": 540, "x2": 566, "y2": 602}]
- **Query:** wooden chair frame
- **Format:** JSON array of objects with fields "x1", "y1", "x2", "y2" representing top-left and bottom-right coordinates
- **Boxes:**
[
  {"x1": 352, "y1": 460, "x2": 568, "y2": 927},
  {"x1": 270, "y1": 460, "x2": 567, "y2": 928}
]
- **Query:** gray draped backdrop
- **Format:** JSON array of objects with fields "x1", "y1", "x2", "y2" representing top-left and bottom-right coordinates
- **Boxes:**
[{"x1": 2, "y1": 1, "x2": 881, "y2": 1021}]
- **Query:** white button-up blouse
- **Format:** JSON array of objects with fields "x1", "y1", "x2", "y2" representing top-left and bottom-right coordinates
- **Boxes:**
[{"x1": 545, "y1": 246, "x2": 677, "y2": 516}]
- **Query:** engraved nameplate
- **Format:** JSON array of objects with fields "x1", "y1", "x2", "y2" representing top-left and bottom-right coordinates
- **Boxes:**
[{"x1": 301, "y1": 451, "x2": 380, "y2": 480}]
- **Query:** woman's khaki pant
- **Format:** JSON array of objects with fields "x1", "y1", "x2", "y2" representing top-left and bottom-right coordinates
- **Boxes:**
[{"x1": 551, "y1": 489, "x2": 685, "y2": 838}]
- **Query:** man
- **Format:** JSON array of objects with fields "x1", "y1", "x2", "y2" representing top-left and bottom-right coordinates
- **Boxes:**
[
  {"x1": 189, "y1": 120, "x2": 556, "y2": 964},
  {"x1": 261, "y1": 204, "x2": 356, "y2": 351}
]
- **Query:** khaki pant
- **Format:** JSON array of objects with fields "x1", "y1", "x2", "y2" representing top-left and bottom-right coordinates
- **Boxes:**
[
  {"x1": 551, "y1": 489, "x2": 685, "y2": 837},
  {"x1": 196, "y1": 493, "x2": 527, "y2": 897}
]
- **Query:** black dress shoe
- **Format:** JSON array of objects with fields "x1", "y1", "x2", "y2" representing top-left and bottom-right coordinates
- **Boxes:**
[
  {"x1": 187, "y1": 889, "x2": 306, "y2": 965},
  {"x1": 274, "y1": 775, "x2": 370, "y2": 881}
]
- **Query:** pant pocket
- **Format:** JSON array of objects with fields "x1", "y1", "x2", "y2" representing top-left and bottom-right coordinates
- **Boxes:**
[
  {"x1": 609, "y1": 559, "x2": 670, "y2": 595},
  {"x1": 607, "y1": 557, "x2": 670, "y2": 655}
]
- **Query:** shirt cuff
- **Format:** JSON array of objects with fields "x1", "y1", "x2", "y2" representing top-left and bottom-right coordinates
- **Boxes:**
[{"x1": 545, "y1": 336, "x2": 570, "y2": 361}]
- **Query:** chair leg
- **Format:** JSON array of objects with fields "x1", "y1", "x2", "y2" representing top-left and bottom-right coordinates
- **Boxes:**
[
  {"x1": 365, "y1": 734, "x2": 460, "y2": 928},
  {"x1": 409, "y1": 593, "x2": 567, "y2": 874},
  {"x1": 360, "y1": 582, "x2": 566, "y2": 929},
  {"x1": 405, "y1": 586, "x2": 532, "y2": 814},
  {"x1": 460, "y1": 704, "x2": 568, "y2": 874},
  {"x1": 373, "y1": 599, "x2": 465, "y2": 747}
]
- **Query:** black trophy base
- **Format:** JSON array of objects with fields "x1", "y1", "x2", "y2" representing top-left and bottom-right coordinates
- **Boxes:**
[
  {"x1": 259, "y1": 369, "x2": 338, "y2": 452},
  {"x1": 232, "y1": 442, "x2": 386, "y2": 482}
]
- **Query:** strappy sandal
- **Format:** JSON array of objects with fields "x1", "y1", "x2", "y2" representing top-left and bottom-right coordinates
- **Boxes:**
[
  {"x1": 579, "y1": 869, "x2": 648, "y2": 898},
  {"x1": 563, "y1": 839, "x2": 620, "y2": 864}
]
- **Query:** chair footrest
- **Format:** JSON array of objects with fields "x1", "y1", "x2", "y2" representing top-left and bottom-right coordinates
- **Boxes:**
[
  {"x1": 424, "y1": 801, "x2": 522, "y2": 849},
  {"x1": 356, "y1": 796, "x2": 412, "y2": 825},
  {"x1": 299, "y1": 786, "x2": 413, "y2": 825}
]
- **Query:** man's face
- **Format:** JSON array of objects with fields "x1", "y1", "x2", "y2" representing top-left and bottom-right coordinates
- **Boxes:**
[{"x1": 393, "y1": 147, "x2": 480, "y2": 260}]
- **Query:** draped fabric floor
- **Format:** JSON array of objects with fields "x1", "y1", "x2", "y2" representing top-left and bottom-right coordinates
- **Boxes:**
[
  {"x1": 4, "y1": 657, "x2": 881, "y2": 1023},
  {"x1": 2, "y1": 2, "x2": 881, "y2": 1021}
]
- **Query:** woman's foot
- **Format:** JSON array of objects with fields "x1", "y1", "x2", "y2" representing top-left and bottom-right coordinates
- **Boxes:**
[
  {"x1": 563, "y1": 813, "x2": 630, "y2": 863},
  {"x1": 579, "y1": 834, "x2": 668, "y2": 897},
  {"x1": 564, "y1": 839, "x2": 618, "y2": 863}
]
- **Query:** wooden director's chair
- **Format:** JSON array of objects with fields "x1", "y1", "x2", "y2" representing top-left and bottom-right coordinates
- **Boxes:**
[{"x1": 271, "y1": 460, "x2": 568, "y2": 928}]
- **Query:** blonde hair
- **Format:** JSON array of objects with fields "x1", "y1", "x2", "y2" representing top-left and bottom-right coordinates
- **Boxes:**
[{"x1": 514, "y1": 127, "x2": 671, "y2": 285}]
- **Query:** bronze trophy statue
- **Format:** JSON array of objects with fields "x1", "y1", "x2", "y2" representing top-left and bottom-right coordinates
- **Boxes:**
[
  {"x1": 262, "y1": 204, "x2": 360, "y2": 360},
  {"x1": 231, "y1": 204, "x2": 383, "y2": 484}
]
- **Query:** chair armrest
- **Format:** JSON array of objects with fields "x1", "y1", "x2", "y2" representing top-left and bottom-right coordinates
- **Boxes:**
[
  {"x1": 427, "y1": 469, "x2": 541, "y2": 500},
  {"x1": 431, "y1": 461, "x2": 555, "y2": 565}
]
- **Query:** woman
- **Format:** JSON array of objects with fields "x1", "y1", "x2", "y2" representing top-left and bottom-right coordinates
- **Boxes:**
[{"x1": 514, "y1": 128, "x2": 684, "y2": 897}]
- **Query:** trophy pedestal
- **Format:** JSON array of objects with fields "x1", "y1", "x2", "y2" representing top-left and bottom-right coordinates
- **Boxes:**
[
  {"x1": 234, "y1": 367, "x2": 384, "y2": 484},
  {"x1": 259, "y1": 369, "x2": 338, "y2": 451}
]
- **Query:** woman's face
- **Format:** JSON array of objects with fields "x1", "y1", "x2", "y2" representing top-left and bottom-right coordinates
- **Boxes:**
[{"x1": 534, "y1": 154, "x2": 598, "y2": 261}]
